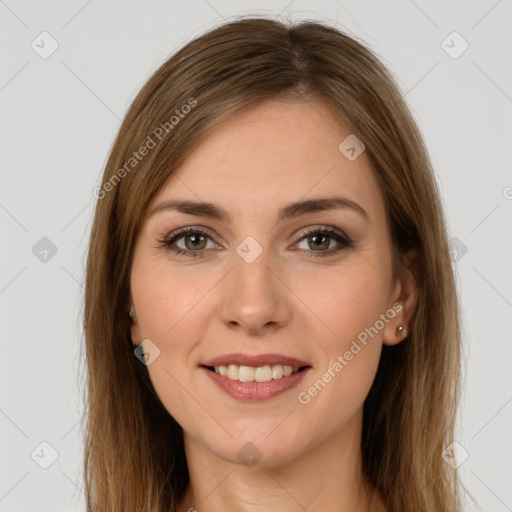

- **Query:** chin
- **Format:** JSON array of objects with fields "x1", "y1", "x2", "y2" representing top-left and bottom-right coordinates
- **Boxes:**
[{"x1": 199, "y1": 425, "x2": 308, "y2": 468}]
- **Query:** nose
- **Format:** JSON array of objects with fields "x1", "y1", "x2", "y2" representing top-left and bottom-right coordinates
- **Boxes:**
[{"x1": 218, "y1": 243, "x2": 292, "y2": 336}]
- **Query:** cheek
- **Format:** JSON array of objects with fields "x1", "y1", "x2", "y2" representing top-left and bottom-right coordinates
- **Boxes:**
[
  {"x1": 295, "y1": 260, "x2": 389, "y2": 399},
  {"x1": 294, "y1": 273, "x2": 387, "y2": 428},
  {"x1": 130, "y1": 253, "x2": 220, "y2": 399},
  {"x1": 130, "y1": 259, "x2": 211, "y2": 431},
  {"x1": 131, "y1": 253, "x2": 215, "y2": 343},
  {"x1": 299, "y1": 258, "x2": 390, "y2": 347}
]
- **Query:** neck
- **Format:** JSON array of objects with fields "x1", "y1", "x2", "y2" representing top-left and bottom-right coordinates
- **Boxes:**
[{"x1": 176, "y1": 409, "x2": 385, "y2": 512}]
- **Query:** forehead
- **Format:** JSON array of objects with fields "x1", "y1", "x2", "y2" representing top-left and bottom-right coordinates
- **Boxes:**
[{"x1": 148, "y1": 98, "x2": 385, "y2": 223}]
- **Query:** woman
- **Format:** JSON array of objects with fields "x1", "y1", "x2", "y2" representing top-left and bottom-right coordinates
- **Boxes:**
[{"x1": 82, "y1": 16, "x2": 466, "y2": 511}]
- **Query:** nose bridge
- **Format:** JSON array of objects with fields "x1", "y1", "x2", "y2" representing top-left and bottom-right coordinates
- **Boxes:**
[
  {"x1": 232, "y1": 234, "x2": 275, "y2": 301},
  {"x1": 218, "y1": 234, "x2": 290, "y2": 333}
]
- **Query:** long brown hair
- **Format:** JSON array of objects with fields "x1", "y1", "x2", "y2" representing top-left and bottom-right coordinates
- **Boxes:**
[{"x1": 81, "y1": 15, "x2": 465, "y2": 511}]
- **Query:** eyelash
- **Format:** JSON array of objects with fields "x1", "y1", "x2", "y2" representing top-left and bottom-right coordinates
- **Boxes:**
[{"x1": 157, "y1": 225, "x2": 353, "y2": 259}]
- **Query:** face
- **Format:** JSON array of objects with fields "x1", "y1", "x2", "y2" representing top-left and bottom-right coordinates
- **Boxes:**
[{"x1": 129, "y1": 97, "x2": 414, "y2": 466}]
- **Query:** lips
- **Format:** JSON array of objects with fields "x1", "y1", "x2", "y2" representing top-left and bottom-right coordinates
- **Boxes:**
[
  {"x1": 202, "y1": 364, "x2": 311, "y2": 401},
  {"x1": 200, "y1": 352, "x2": 312, "y2": 401},
  {"x1": 201, "y1": 353, "x2": 311, "y2": 368}
]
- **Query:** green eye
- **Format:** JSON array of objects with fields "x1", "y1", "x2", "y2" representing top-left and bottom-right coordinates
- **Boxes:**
[{"x1": 159, "y1": 225, "x2": 353, "y2": 259}]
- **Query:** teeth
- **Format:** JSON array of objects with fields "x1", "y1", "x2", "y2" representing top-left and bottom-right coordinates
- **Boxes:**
[
  {"x1": 238, "y1": 365, "x2": 254, "y2": 382},
  {"x1": 255, "y1": 365, "x2": 272, "y2": 382},
  {"x1": 214, "y1": 364, "x2": 300, "y2": 382},
  {"x1": 227, "y1": 364, "x2": 239, "y2": 380},
  {"x1": 272, "y1": 364, "x2": 283, "y2": 379}
]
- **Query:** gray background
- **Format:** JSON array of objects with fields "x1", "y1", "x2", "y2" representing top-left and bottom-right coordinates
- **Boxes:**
[{"x1": 1, "y1": 1, "x2": 511, "y2": 510}]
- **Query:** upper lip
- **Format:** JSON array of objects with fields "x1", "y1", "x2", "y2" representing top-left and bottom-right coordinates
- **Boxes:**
[{"x1": 202, "y1": 353, "x2": 311, "y2": 368}]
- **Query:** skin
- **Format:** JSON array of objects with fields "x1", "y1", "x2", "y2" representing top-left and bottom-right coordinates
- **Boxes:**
[{"x1": 129, "y1": 97, "x2": 418, "y2": 512}]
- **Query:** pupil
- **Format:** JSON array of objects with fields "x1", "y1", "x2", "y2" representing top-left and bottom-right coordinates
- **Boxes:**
[
  {"x1": 311, "y1": 235, "x2": 327, "y2": 250},
  {"x1": 188, "y1": 234, "x2": 204, "y2": 248}
]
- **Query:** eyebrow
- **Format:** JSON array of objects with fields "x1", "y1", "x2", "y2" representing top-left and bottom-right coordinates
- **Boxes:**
[{"x1": 148, "y1": 196, "x2": 370, "y2": 224}]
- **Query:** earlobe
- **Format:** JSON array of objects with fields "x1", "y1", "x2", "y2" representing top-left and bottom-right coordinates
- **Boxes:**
[{"x1": 383, "y1": 300, "x2": 409, "y2": 346}]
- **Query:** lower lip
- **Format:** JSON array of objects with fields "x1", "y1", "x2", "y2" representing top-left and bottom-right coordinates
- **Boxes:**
[{"x1": 202, "y1": 366, "x2": 311, "y2": 402}]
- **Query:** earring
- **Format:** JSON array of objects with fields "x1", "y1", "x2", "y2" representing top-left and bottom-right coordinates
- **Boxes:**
[
  {"x1": 395, "y1": 325, "x2": 406, "y2": 338},
  {"x1": 129, "y1": 305, "x2": 135, "y2": 318}
]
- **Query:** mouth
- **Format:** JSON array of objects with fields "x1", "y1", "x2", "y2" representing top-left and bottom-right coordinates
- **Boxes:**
[
  {"x1": 200, "y1": 353, "x2": 312, "y2": 401},
  {"x1": 201, "y1": 364, "x2": 310, "y2": 383}
]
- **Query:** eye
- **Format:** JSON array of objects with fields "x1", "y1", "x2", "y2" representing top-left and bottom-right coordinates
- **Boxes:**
[
  {"x1": 159, "y1": 226, "x2": 218, "y2": 258},
  {"x1": 292, "y1": 225, "x2": 353, "y2": 258},
  {"x1": 158, "y1": 225, "x2": 353, "y2": 259}
]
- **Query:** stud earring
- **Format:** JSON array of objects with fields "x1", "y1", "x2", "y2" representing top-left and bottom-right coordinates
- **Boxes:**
[
  {"x1": 129, "y1": 305, "x2": 135, "y2": 318},
  {"x1": 395, "y1": 325, "x2": 406, "y2": 338}
]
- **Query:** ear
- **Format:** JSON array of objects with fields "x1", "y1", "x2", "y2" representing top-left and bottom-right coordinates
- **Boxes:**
[
  {"x1": 129, "y1": 303, "x2": 142, "y2": 347},
  {"x1": 383, "y1": 247, "x2": 419, "y2": 346}
]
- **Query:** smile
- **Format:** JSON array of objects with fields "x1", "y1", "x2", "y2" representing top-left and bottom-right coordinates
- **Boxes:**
[{"x1": 206, "y1": 363, "x2": 306, "y2": 382}]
